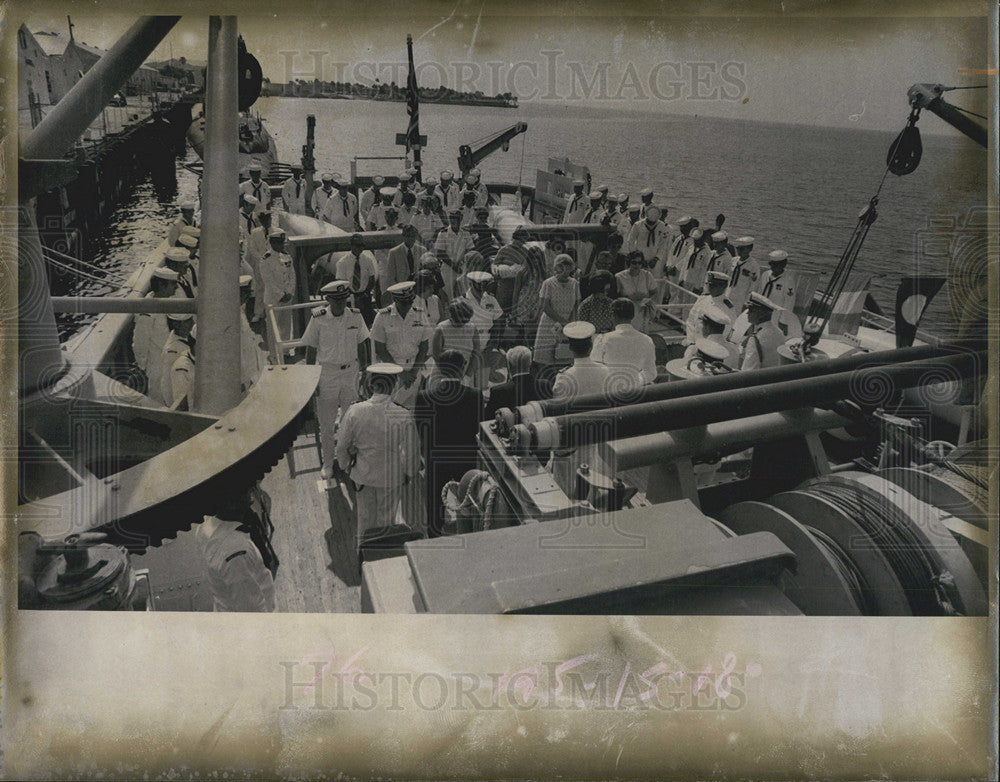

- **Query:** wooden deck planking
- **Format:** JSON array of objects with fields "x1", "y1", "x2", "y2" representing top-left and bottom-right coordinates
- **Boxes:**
[{"x1": 264, "y1": 429, "x2": 362, "y2": 612}]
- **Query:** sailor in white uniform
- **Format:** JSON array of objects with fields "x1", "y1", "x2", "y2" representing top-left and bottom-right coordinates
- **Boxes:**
[
  {"x1": 370, "y1": 281, "x2": 430, "y2": 409},
  {"x1": 683, "y1": 306, "x2": 740, "y2": 369},
  {"x1": 311, "y1": 173, "x2": 336, "y2": 217},
  {"x1": 169, "y1": 324, "x2": 197, "y2": 409},
  {"x1": 239, "y1": 196, "x2": 260, "y2": 260},
  {"x1": 680, "y1": 228, "x2": 711, "y2": 292},
  {"x1": 562, "y1": 179, "x2": 589, "y2": 224},
  {"x1": 467, "y1": 168, "x2": 490, "y2": 208},
  {"x1": 151, "y1": 313, "x2": 194, "y2": 407},
  {"x1": 591, "y1": 298, "x2": 658, "y2": 389},
  {"x1": 706, "y1": 230, "x2": 735, "y2": 278},
  {"x1": 618, "y1": 203, "x2": 642, "y2": 239},
  {"x1": 163, "y1": 247, "x2": 197, "y2": 298},
  {"x1": 435, "y1": 170, "x2": 461, "y2": 212},
  {"x1": 581, "y1": 191, "x2": 607, "y2": 225},
  {"x1": 335, "y1": 363, "x2": 421, "y2": 544},
  {"x1": 638, "y1": 187, "x2": 655, "y2": 219},
  {"x1": 726, "y1": 236, "x2": 760, "y2": 315},
  {"x1": 359, "y1": 175, "x2": 384, "y2": 227},
  {"x1": 409, "y1": 193, "x2": 445, "y2": 247},
  {"x1": 626, "y1": 205, "x2": 669, "y2": 271},
  {"x1": 132, "y1": 266, "x2": 179, "y2": 374},
  {"x1": 393, "y1": 172, "x2": 415, "y2": 207},
  {"x1": 166, "y1": 202, "x2": 198, "y2": 247},
  {"x1": 321, "y1": 174, "x2": 360, "y2": 231},
  {"x1": 366, "y1": 186, "x2": 398, "y2": 231},
  {"x1": 238, "y1": 275, "x2": 267, "y2": 394},
  {"x1": 259, "y1": 229, "x2": 296, "y2": 343},
  {"x1": 302, "y1": 280, "x2": 371, "y2": 479},
  {"x1": 239, "y1": 163, "x2": 270, "y2": 214},
  {"x1": 434, "y1": 210, "x2": 474, "y2": 297},
  {"x1": 281, "y1": 163, "x2": 307, "y2": 215},
  {"x1": 756, "y1": 249, "x2": 801, "y2": 338},
  {"x1": 739, "y1": 293, "x2": 785, "y2": 371}
]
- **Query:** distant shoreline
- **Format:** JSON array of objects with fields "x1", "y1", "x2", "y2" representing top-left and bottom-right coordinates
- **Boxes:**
[{"x1": 262, "y1": 88, "x2": 517, "y2": 109}]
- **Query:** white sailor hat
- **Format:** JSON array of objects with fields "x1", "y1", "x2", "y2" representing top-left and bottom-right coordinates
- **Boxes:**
[
  {"x1": 695, "y1": 338, "x2": 730, "y2": 362},
  {"x1": 243, "y1": 195, "x2": 259, "y2": 206},
  {"x1": 366, "y1": 362, "x2": 403, "y2": 376},
  {"x1": 329, "y1": 172, "x2": 345, "y2": 185},
  {"x1": 677, "y1": 215, "x2": 693, "y2": 226},
  {"x1": 466, "y1": 270, "x2": 493, "y2": 284},
  {"x1": 711, "y1": 230, "x2": 728, "y2": 242},
  {"x1": 706, "y1": 270, "x2": 729, "y2": 284},
  {"x1": 269, "y1": 228, "x2": 286, "y2": 240},
  {"x1": 320, "y1": 280, "x2": 352, "y2": 298},
  {"x1": 152, "y1": 267, "x2": 179, "y2": 281},
  {"x1": 168, "y1": 312, "x2": 194, "y2": 321},
  {"x1": 406, "y1": 166, "x2": 419, "y2": 176},
  {"x1": 239, "y1": 275, "x2": 253, "y2": 287},
  {"x1": 291, "y1": 163, "x2": 303, "y2": 170},
  {"x1": 606, "y1": 193, "x2": 620, "y2": 203},
  {"x1": 387, "y1": 280, "x2": 417, "y2": 296},
  {"x1": 423, "y1": 177, "x2": 438, "y2": 188},
  {"x1": 179, "y1": 201, "x2": 196, "y2": 211},
  {"x1": 177, "y1": 234, "x2": 198, "y2": 249},
  {"x1": 627, "y1": 203, "x2": 641, "y2": 214},
  {"x1": 768, "y1": 249, "x2": 789, "y2": 263},
  {"x1": 440, "y1": 170, "x2": 454, "y2": 181},
  {"x1": 165, "y1": 248, "x2": 190, "y2": 264},
  {"x1": 617, "y1": 192, "x2": 628, "y2": 202},
  {"x1": 464, "y1": 173, "x2": 477, "y2": 185},
  {"x1": 734, "y1": 235, "x2": 755, "y2": 248},
  {"x1": 320, "y1": 172, "x2": 334, "y2": 182},
  {"x1": 180, "y1": 225, "x2": 200, "y2": 237},
  {"x1": 372, "y1": 175, "x2": 385, "y2": 186},
  {"x1": 690, "y1": 228, "x2": 704, "y2": 240},
  {"x1": 249, "y1": 163, "x2": 263, "y2": 173},
  {"x1": 469, "y1": 168, "x2": 481, "y2": 177},
  {"x1": 639, "y1": 187, "x2": 654, "y2": 197},
  {"x1": 588, "y1": 190, "x2": 603, "y2": 200},
  {"x1": 596, "y1": 184, "x2": 609, "y2": 193},
  {"x1": 563, "y1": 320, "x2": 596, "y2": 340},
  {"x1": 572, "y1": 178, "x2": 586, "y2": 187},
  {"x1": 747, "y1": 292, "x2": 779, "y2": 310},
  {"x1": 644, "y1": 205, "x2": 661, "y2": 221},
  {"x1": 700, "y1": 305, "x2": 732, "y2": 326},
  {"x1": 380, "y1": 186, "x2": 397, "y2": 197},
  {"x1": 398, "y1": 172, "x2": 412, "y2": 182}
]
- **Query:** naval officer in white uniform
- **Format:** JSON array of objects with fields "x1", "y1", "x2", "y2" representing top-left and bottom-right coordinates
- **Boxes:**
[
  {"x1": 739, "y1": 293, "x2": 785, "y2": 371},
  {"x1": 370, "y1": 281, "x2": 430, "y2": 409},
  {"x1": 302, "y1": 280, "x2": 371, "y2": 479}
]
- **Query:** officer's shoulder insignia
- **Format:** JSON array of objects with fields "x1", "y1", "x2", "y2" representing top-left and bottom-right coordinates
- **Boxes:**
[{"x1": 311, "y1": 306, "x2": 327, "y2": 317}]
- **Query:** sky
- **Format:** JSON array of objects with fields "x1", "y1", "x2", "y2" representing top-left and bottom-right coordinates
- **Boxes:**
[{"x1": 12, "y1": 0, "x2": 993, "y2": 134}]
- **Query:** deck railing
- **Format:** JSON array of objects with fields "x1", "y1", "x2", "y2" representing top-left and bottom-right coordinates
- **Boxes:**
[{"x1": 265, "y1": 299, "x2": 321, "y2": 364}]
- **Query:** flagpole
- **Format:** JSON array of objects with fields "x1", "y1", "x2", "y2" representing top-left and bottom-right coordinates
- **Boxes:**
[{"x1": 406, "y1": 33, "x2": 422, "y2": 182}]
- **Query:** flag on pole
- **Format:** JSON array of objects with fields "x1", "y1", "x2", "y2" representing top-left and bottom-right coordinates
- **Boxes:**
[
  {"x1": 826, "y1": 275, "x2": 871, "y2": 336},
  {"x1": 405, "y1": 35, "x2": 421, "y2": 160},
  {"x1": 894, "y1": 276, "x2": 946, "y2": 347}
]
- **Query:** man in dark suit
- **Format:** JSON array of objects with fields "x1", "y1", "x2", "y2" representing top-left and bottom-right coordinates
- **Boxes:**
[
  {"x1": 484, "y1": 345, "x2": 539, "y2": 420},
  {"x1": 413, "y1": 349, "x2": 484, "y2": 537}
]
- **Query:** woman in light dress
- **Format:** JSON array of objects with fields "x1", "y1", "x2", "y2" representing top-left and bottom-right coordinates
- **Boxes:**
[
  {"x1": 615, "y1": 251, "x2": 657, "y2": 332},
  {"x1": 532, "y1": 254, "x2": 580, "y2": 387}
]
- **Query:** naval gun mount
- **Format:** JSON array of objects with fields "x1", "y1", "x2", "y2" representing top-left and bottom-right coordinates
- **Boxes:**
[{"x1": 362, "y1": 344, "x2": 989, "y2": 616}]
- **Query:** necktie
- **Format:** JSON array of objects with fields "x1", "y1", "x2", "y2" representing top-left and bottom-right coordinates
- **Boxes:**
[
  {"x1": 730, "y1": 262, "x2": 742, "y2": 287},
  {"x1": 295, "y1": 181, "x2": 300, "y2": 198},
  {"x1": 763, "y1": 275, "x2": 774, "y2": 297},
  {"x1": 442, "y1": 188, "x2": 448, "y2": 207},
  {"x1": 673, "y1": 236, "x2": 684, "y2": 257},
  {"x1": 707, "y1": 253, "x2": 718, "y2": 271},
  {"x1": 352, "y1": 258, "x2": 362, "y2": 290},
  {"x1": 687, "y1": 249, "x2": 699, "y2": 270},
  {"x1": 253, "y1": 183, "x2": 261, "y2": 199},
  {"x1": 584, "y1": 209, "x2": 594, "y2": 223},
  {"x1": 246, "y1": 214, "x2": 254, "y2": 233},
  {"x1": 406, "y1": 247, "x2": 414, "y2": 276},
  {"x1": 342, "y1": 197, "x2": 348, "y2": 217},
  {"x1": 646, "y1": 225, "x2": 656, "y2": 248}
]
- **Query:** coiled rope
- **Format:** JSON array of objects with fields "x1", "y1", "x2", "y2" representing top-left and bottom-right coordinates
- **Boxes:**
[
  {"x1": 802, "y1": 482, "x2": 961, "y2": 615},
  {"x1": 802, "y1": 523, "x2": 875, "y2": 615}
]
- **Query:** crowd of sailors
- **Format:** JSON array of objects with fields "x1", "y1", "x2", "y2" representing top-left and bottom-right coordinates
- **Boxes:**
[{"x1": 130, "y1": 164, "x2": 806, "y2": 608}]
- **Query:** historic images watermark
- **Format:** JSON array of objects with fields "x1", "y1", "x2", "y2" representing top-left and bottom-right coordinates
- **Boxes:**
[
  {"x1": 279, "y1": 649, "x2": 760, "y2": 712},
  {"x1": 276, "y1": 51, "x2": 749, "y2": 104}
]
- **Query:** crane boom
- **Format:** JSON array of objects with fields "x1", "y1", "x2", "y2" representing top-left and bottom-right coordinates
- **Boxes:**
[
  {"x1": 907, "y1": 83, "x2": 988, "y2": 148},
  {"x1": 457, "y1": 122, "x2": 528, "y2": 177}
]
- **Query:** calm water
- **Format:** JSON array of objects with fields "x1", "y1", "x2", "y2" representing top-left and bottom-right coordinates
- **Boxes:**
[{"x1": 68, "y1": 98, "x2": 988, "y2": 336}]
